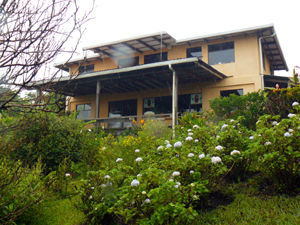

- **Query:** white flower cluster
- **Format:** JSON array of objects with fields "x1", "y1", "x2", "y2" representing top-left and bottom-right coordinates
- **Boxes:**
[
  {"x1": 221, "y1": 124, "x2": 228, "y2": 131},
  {"x1": 135, "y1": 149, "x2": 140, "y2": 152},
  {"x1": 166, "y1": 144, "x2": 172, "y2": 148},
  {"x1": 104, "y1": 175, "x2": 110, "y2": 179},
  {"x1": 188, "y1": 129, "x2": 192, "y2": 132},
  {"x1": 193, "y1": 125, "x2": 200, "y2": 129},
  {"x1": 172, "y1": 171, "x2": 180, "y2": 176},
  {"x1": 116, "y1": 158, "x2": 123, "y2": 162},
  {"x1": 284, "y1": 132, "x2": 291, "y2": 137},
  {"x1": 195, "y1": 139, "x2": 199, "y2": 143},
  {"x1": 288, "y1": 129, "x2": 293, "y2": 133},
  {"x1": 174, "y1": 182, "x2": 181, "y2": 188},
  {"x1": 144, "y1": 111, "x2": 155, "y2": 116},
  {"x1": 185, "y1": 137, "x2": 193, "y2": 141},
  {"x1": 190, "y1": 170, "x2": 194, "y2": 174},
  {"x1": 230, "y1": 150, "x2": 241, "y2": 156},
  {"x1": 131, "y1": 179, "x2": 140, "y2": 187},
  {"x1": 292, "y1": 102, "x2": 299, "y2": 107},
  {"x1": 165, "y1": 140, "x2": 170, "y2": 145},
  {"x1": 215, "y1": 145, "x2": 223, "y2": 151},
  {"x1": 249, "y1": 136, "x2": 254, "y2": 140},
  {"x1": 230, "y1": 119, "x2": 235, "y2": 122},
  {"x1": 65, "y1": 173, "x2": 70, "y2": 177},
  {"x1": 144, "y1": 198, "x2": 151, "y2": 203},
  {"x1": 272, "y1": 121, "x2": 278, "y2": 126},
  {"x1": 288, "y1": 113, "x2": 296, "y2": 118},
  {"x1": 188, "y1": 132, "x2": 193, "y2": 136},
  {"x1": 137, "y1": 174, "x2": 142, "y2": 177},
  {"x1": 188, "y1": 153, "x2": 194, "y2": 158},
  {"x1": 211, "y1": 156, "x2": 222, "y2": 163},
  {"x1": 157, "y1": 145, "x2": 163, "y2": 150},
  {"x1": 264, "y1": 141, "x2": 271, "y2": 146},
  {"x1": 136, "y1": 157, "x2": 143, "y2": 162},
  {"x1": 174, "y1": 141, "x2": 182, "y2": 148},
  {"x1": 199, "y1": 153, "x2": 205, "y2": 159}
]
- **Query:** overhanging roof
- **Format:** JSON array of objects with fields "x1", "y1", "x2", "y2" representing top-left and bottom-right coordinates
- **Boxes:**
[
  {"x1": 54, "y1": 24, "x2": 288, "y2": 72},
  {"x1": 38, "y1": 58, "x2": 226, "y2": 96}
]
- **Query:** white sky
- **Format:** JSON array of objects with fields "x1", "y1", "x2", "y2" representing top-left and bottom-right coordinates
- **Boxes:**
[{"x1": 59, "y1": 0, "x2": 300, "y2": 77}]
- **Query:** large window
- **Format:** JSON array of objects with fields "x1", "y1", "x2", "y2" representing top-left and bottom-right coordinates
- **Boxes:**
[
  {"x1": 144, "y1": 52, "x2": 168, "y2": 64},
  {"x1": 79, "y1": 64, "x2": 94, "y2": 74},
  {"x1": 118, "y1": 57, "x2": 139, "y2": 68},
  {"x1": 208, "y1": 41, "x2": 234, "y2": 65},
  {"x1": 187, "y1": 47, "x2": 202, "y2": 59},
  {"x1": 220, "y1": 89, "x2": 243, "y2": 97},
  {"x1": 76, "y1": 104, "x2": 91, "y2": 119}
]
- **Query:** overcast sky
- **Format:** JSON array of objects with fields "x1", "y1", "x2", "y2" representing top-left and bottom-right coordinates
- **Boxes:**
[{"x1": 63, "y1": 0, "x2": 300, "y2": 77}]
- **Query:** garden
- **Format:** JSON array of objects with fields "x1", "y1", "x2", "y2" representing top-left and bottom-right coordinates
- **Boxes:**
[{"x1": 1, "y1": 86, "x2": 300, "y2": 224}]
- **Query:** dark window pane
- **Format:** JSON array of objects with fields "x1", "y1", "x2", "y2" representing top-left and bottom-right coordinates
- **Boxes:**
[
  {"x1": 187, "y1": 47, "x2": 202, "y2": 58},
  {"x1": 208, "y1": 42, "x2": 234, "y2": 65},
  {"x1": 118, "y1": 57, "x2": 139, "y2": 68},
  {"x1": 79, "y1": 64, "x2": 94, "y2": 74},
  {"x1": 220, "y1": 89, "x2": 243, "y2": 97},
  {"x1": 144, "y1": 52, "x2": 168, "y2": 64}
]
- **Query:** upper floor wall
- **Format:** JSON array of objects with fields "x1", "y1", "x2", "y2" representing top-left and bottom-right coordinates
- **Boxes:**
[{"x1": 70, "y1": 34, "x2": 264, "y2": 78}]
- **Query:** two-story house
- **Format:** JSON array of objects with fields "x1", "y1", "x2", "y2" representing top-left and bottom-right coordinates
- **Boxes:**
[{"x1": 37, "y1": 24, "x2": 289, "y2": 130}]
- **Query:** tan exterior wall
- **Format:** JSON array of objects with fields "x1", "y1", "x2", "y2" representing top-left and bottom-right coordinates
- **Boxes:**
[{"x1": 68, "y1": 33, "x2": 267, "y2": 126}]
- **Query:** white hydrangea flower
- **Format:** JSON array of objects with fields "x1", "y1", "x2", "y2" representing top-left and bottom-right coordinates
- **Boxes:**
[
  {"x1": 136, "y1": 157, "x2": 143, "y2": 162},
  {"x1": 272, "y1": 121, "x2": 278, "y2": 126},
  {"x1": 188, "y1": 132, "x2": 193, "y2": 136},
  {"x1": 233, "y1": 125, "x2": 236, "y2": 128},
  {"x1": 264, "y1": 141, "x2": 271, "y2": 146},
  {"x1": 144, "y1": 198, "x2": 151, "y2": 203},
  {"x1": 116, "y1": 158, "x2": 123, "y2": 162},
  {"x1": 190, "y1": 170, "x2": 194, "y2": 174},
  {"x1": 142, "y1": 191, "x2": 146, "y2": 195},
  {"x1": 288, "y1": 113, "x2": 296, "y2": 118},
  {"x1": 230, "y1": 150, "x2": 241, "y2": 156},
  {"x1": 292, "y1": 102, "x2": 299, "y2": 107},
  {"x1": 131, "y1": 201, "x2": 135, "y2": 204},
  {"x1": 65, "y1": 173, "x2": 70, "y2": 177},
  {"x1": 192, "y1": 195, "x2": 198, "y2": 200},
  {"x1": 166, "y1": 144, "x2": 172, "y2": 148},
  {"x1": 284, "y1": 132, "x2": 291, "y2": 137},
  {"x1": 195, "y1": 139, "x2": 199, "y2": 143},
  {"x1": 288, "y1": 129, "x2": 294, "y2": 133},
  {"x1": 215, "y1": 145, "x2": 223, "y2": 151},
  {"x1": 137, "y1": 174, "x2": 142, "y2": 177},
  {"x1": 172, "y1": 171, "x2": 180, "y2": 176},
  {"x1": 165, "y1": 140, "x2": 170, "y2": 145},
  {"x1": 193, "y1": 125, "x2": 200, "y2": 129},
  {"x1": 176, "y1": 154, "x2": 180, "y2": 158},
  {"x1": 135, "y1": 149, "x2": 140, "y2": 152},
  {"x1": 91, "y1": 187, "x2": 94, "y2": 189},
  {"x1": 174, "y1": 141, "x2": 182, "y2": 148},
  {"x1": 211, "y1": 156, "x2": 222, "y2": 163},
  {"x1": 169, "y1": 179, "x2": 174, "y2": 182},
  {"x1": 174, "y1": 182, "x2": 181, "y2": 188},
  {"x1": 188, "y1": 129, "x2": 192, "y2": 132},
  {"x1": 157, "y1": 145, "x2": 164, "y2": 150},
  {"x1": 221, "y1": 124, "x2": 228, "y2": 131},
  {"x1": 191, "y1": 183, "x2": 195, "y2": 187},
  {"x1": 88, "y1": 129, "x2": 92, "y2": 132},
  {"x1": 199, "y1": 153, "x2": 205, "y2": 159},
  {"x1": 185, "y1": 137, "x2": 193, "y2": 141},
  {"x1": 188, "y1": 153, "x2": 194, "y2": 157},
  {"x1": 230, "y1": 119, "x2": 235, "y2": 122},
  {"x1": 131, "y1": 179, "x2": 140, "y2": 187},
  {"x1": 249, "y1": 136, "x2": 254, "y2": 140},
  {"x1": 216, "y1": 135, "x2": 220, "y2": 139},
  {"x1": 101, "y1": 184, "x2": 106, "y2": 188},
  {"x1": 102, "y1": 147, "x2": 106, "y2": 150},
  {"x1": 89, "y1": 195, "x2": 93, "y2": 199},
  {"x1": 104, "y1": 175, "x2": 110, "y2": 179}
]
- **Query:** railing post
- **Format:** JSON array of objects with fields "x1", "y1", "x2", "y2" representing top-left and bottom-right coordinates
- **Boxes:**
[{"x1": 95, "y1": 80, "x2": 101, "y2": 128}]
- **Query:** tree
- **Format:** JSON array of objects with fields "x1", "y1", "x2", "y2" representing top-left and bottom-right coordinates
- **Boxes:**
[
  {"x1": 0, "y1": 0, "x2": 94, "y2": 113},
  {"x1": 0, "y1": 0, "x2": 94, "y2": 223}
]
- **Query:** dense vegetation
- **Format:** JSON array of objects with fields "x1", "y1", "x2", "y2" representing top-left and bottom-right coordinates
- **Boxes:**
[{"x1": 1, "y1": 87, "x2": 300, "y2": 224}]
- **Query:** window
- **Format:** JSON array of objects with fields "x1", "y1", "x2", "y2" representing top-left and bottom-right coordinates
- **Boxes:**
[
  {"x1": 144, "y1": 52, "x2": 168, "y2": 64},
  {"x1": 79, "y1": 64, "x2": 94, "y2": 74},
  {"x1": 76, "y1": 104, "x2": 91, "y2": 119},
  {"x1": 208, "y1": 41, "x2": 234, "y2": 65},
  {"x1": 187, "y1": 47, "x2": 202, "y2": 59},
  {"x1": 220, "y1": 89, "x2": 243, "y2": 97},
  {"x1": 118, "y1": 57, "x2": 139, "y2": 68}
]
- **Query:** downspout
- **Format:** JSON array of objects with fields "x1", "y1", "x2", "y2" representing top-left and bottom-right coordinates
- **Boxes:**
[
  {"x1": 259, "y1": 33, "x2": 275, "y2": 90},
  {"x1": 169, "y1": 64, "x2": 177, "y2": 135}
]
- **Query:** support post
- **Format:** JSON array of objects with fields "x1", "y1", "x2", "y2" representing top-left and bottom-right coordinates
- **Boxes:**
[
  {"x1": 35, "y1": 87, "x2": 41, "y2": 104},
  {"x1": 169, "y1": 64, "x2": 178, "y2": 135},
  {"x1": 95, "y1": 80, "x2": 101, "y2": 127}
]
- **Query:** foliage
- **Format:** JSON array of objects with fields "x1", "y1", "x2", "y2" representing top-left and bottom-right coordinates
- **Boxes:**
[
  {"x1": 179, "y1": 111, "x2": 208, "y2": 128},
  {"x1": 209, "y1": 91, "x2": 266, "y2": 130},
  {"x1": 250, "y1": 107, "x2": 300, "y2": 193},
  {"x1": 138, "y1": 119, "x2": 171, "y2": 140},
  {"x1": 289, "y1": 66, "x2": 300, "y2": 87}
]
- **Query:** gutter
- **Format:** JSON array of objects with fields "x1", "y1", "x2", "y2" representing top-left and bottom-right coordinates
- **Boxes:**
[{"x1": 259, "y1": 33, "x2": 275, "y2": 90}]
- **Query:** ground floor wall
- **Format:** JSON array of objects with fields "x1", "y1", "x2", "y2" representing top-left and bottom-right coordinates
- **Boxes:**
[{"x1": 68, "y1": 74, "x2": 262, "y2": 127}]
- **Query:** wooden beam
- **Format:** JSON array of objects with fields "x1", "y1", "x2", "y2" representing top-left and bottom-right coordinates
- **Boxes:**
[
  {"x1": 122, "y1": 43, "x2": 143, "y2": 54},
  {"x1": 152, "y1": 36, "x2": 168, "y2": 48},
  {"x1": 109, "y1": 45, "x2": 130, "y2": 56},
  {"x1": 137, "y1": 39, "x2": 156, "y2": 52}
]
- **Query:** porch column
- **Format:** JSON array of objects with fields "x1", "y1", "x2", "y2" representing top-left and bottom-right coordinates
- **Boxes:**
[
  {"x1": 35, "y1": 87, "x2": 41, "y2": 104},
  {"x1": 169, "y1": 64, "x2": 178, "y2": 132},
  {"x1": 95, "y1": 80, "x2": 101, "y2": 127}
]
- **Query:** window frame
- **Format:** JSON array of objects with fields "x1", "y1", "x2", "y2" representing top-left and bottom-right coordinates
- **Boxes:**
[
  {"x1": 208, "y1": 41, "x2": 235, "y2": 65},
  {"x1": 76, "y1": 104, "x2": 91, "y2": 119}
]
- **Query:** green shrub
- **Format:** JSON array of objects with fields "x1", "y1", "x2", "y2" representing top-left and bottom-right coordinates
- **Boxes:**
[
  {"x1": 138, "y1": 119, "x2": 171, "y2": 140},
  {"x1": 209, "y1": 91, "x2": 266, "y2": 130}
]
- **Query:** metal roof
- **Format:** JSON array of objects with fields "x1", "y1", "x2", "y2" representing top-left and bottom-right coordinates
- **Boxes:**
[
  {"x1": 54, "y1": 24, "x2": 288, "y2": 72},
  {"x1": 38, "y1": 57, "x2": 226, "y2": 96}
]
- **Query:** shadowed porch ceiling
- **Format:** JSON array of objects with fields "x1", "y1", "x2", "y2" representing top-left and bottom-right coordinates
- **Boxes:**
[{"x1": 35, "y1": 58, "x2": 226, "y2": 96}]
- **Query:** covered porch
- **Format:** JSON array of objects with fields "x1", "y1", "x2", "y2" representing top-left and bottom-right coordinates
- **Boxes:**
[{"x1": 34, "y1": 57, "x2": 226, "y2": 131}]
